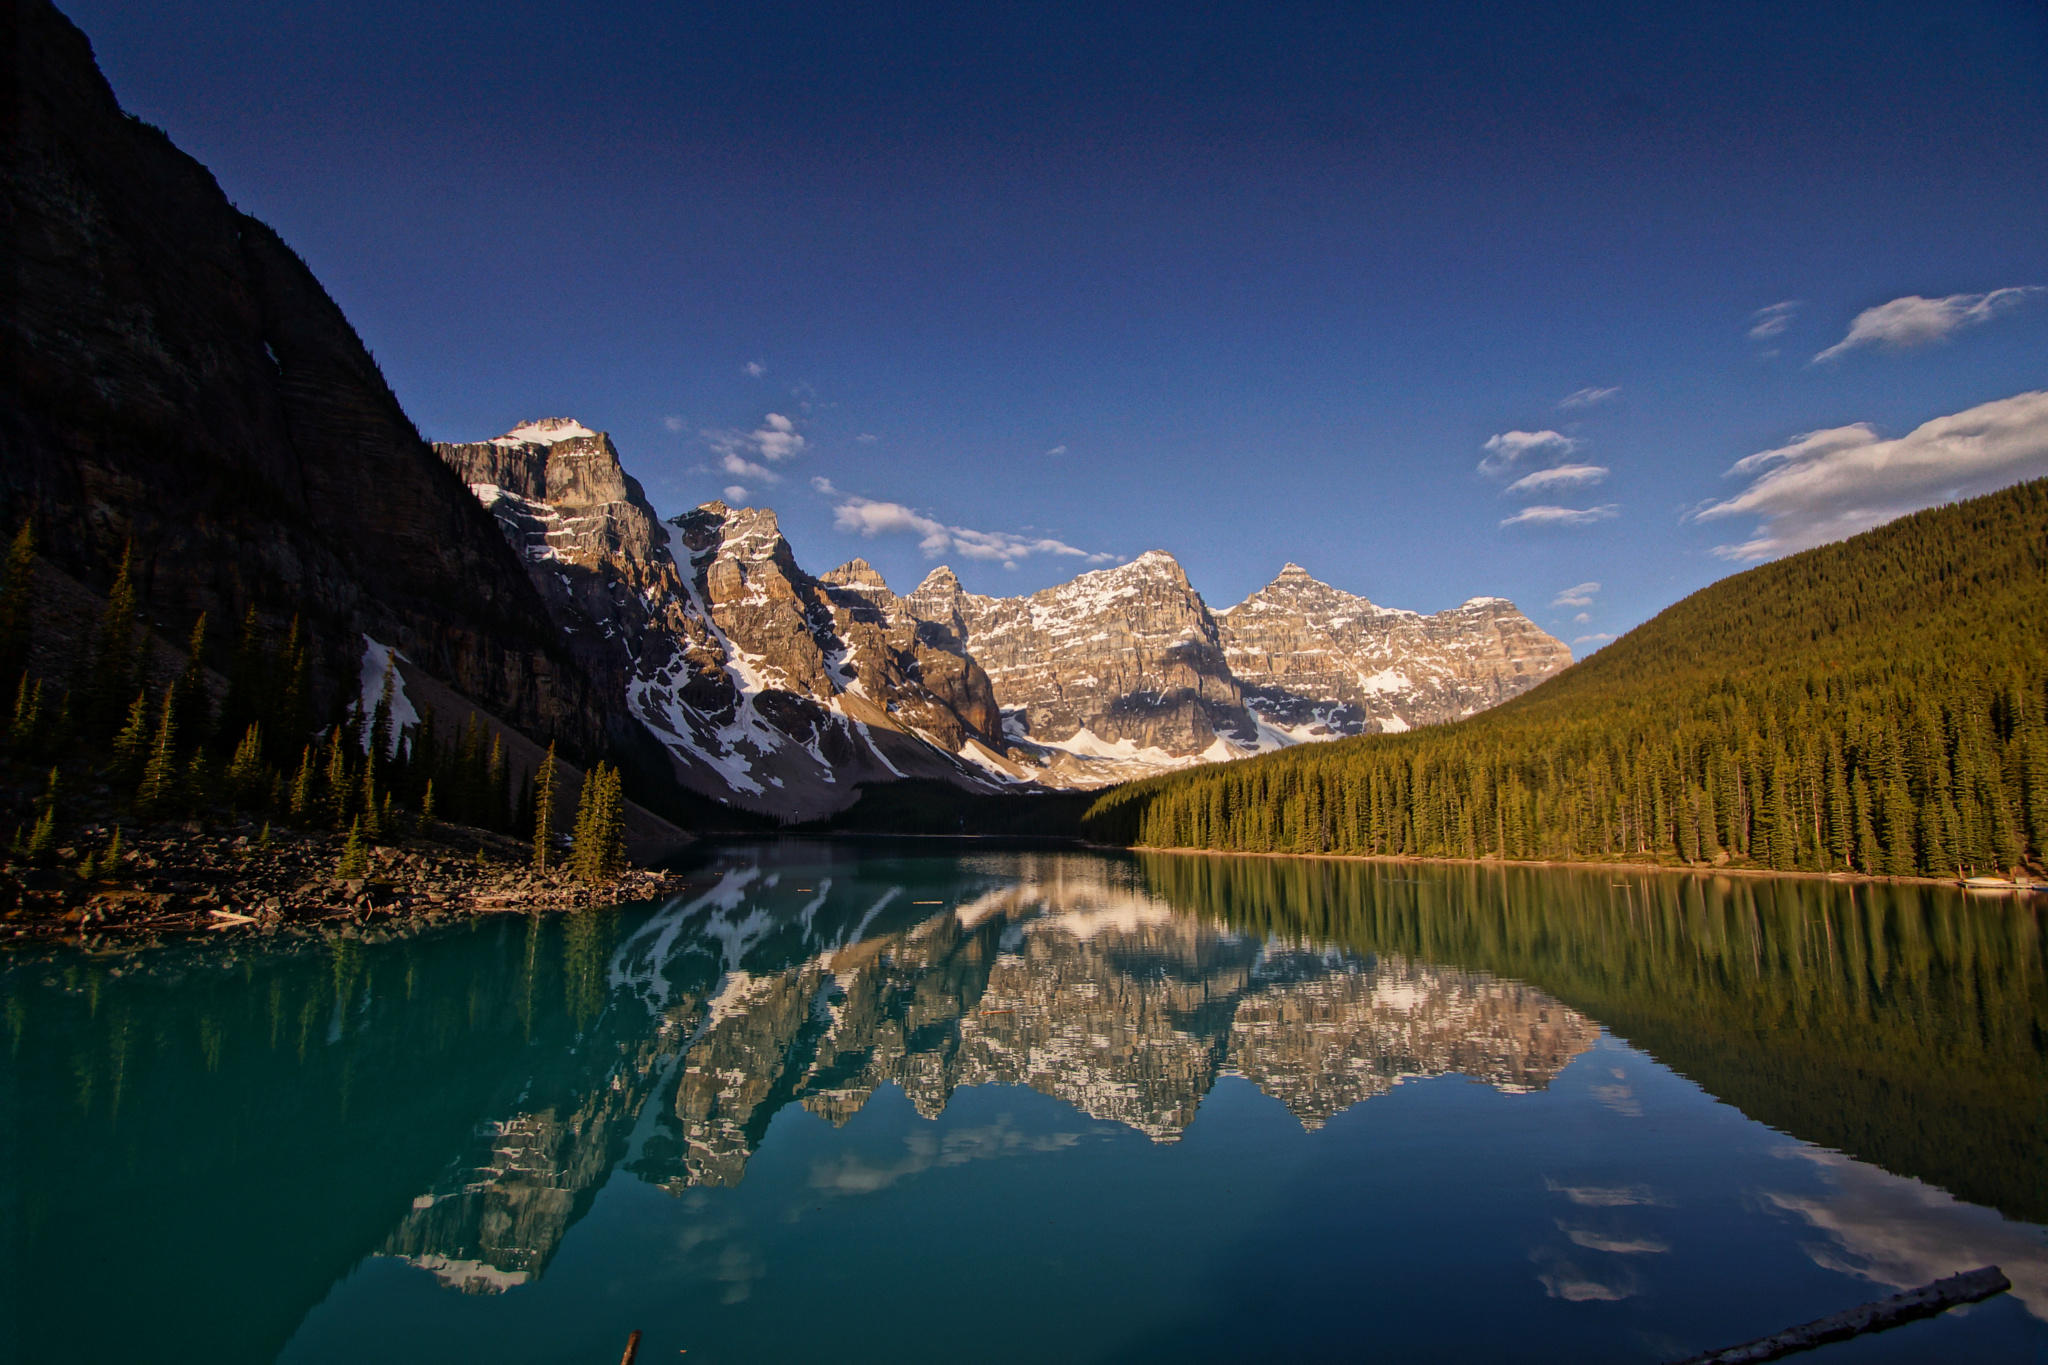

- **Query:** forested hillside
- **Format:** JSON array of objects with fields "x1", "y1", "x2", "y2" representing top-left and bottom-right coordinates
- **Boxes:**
[{"x1": 1083, "y1": 479, "x2": 2048, "y2": 877}]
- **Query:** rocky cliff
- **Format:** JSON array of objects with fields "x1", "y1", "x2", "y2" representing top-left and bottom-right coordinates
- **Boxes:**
[
  {"x1": 0, "y1": 0, "x2": 615, "y2": 756},
  {"x1": 440, "y1": 420, "x2": 1570, "y2": 809},
  {"x1": 437, "y1": 426, "x2": 1011, "y2": 817},
  {"x1": 904, "y1": 551, "x2": 1256, "y2": 761},
  {"x1": 1216, "y1": 563, "x2": 1575, "y2": 735}
]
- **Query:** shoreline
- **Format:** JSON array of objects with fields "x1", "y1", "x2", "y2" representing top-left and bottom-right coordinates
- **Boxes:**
[
  {"x1": 2, "y1": 817, "x2": 695, "y2": 953},
  {"x1": 1109, "y1": 843, "x2": 2019, "y2": 890}
]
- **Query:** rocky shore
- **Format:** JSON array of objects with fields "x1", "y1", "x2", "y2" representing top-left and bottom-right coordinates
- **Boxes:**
[{"x1": 2, "y1": 817, "x2": 692, "y2": 950}]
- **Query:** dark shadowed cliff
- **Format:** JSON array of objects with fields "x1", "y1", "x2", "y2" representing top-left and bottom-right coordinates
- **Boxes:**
[{"x1": 0, "y1": 0, "x2": 617, "y2": 760}]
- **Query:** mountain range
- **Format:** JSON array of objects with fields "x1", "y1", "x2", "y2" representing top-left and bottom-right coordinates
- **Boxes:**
[{"x1": 436, "y1": 419, "x2": 1569, "y2": 816}]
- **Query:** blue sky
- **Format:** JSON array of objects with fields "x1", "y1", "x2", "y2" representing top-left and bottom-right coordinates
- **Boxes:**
[{"x1": 65, "y1": 0, "x2": 2048, "y2": 649}]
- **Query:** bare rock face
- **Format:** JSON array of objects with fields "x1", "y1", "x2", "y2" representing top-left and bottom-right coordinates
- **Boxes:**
[
  {"x1": 907, "y1": 550, "x2": 1256, "y2": 757},
  {"x1": 429, "y1": 417, "x2": 1570, "y2": 807},
  {"x1": 1216, "y1": 564, "x2": 1574, "y2": 737},
  {"x1": 816, "y1": 559, "x2": 1003, "y2": 747},
  {"x1": 434, "y1": 434, "x2": 1009, "y2": 817}
]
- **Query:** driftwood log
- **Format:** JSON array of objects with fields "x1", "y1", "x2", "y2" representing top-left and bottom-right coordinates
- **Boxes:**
[{"x1": 1671, "y1": 1266, "x2": 2010, "y2": 1364}]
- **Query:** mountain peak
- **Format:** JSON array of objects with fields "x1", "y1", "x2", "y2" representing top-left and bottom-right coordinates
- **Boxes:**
[
  {"x1": 822, "y1": 558, "x2": 890, "y2": 591},
  {"x1": 492, "y1": 418, "x2": 600, "y2": 448}
]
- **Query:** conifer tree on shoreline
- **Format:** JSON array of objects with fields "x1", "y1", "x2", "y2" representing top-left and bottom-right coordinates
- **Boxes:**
[{"x1": 533, "y1": 742, "x2": 558, "y2": 872}]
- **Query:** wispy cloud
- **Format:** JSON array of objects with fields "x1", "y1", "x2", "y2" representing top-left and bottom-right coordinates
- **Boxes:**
[
  {"x1": 663, "y1": 414, "x2": 687, "y2": 434},
  {"x1": 1814, "y1": 287, "x2": 2043, "y2": 362},
  {"x1": 1501, "y1": 503, "x2": 1619, "y2": 528},
  {"x1": 1574, "y1": 633, "x2": 1616, "y2": 648},
  {"x1": 705, "y1": 412, "x2": 805, "y2": 483},
  {"x1": 1558, "y1": 385, "x2": 1620, "y2": 410},
  {"x1": 722, "y1": 484, "x2": 749, "y2": 502},
  {"x1": 809, "y1": 475, "x2": 838, "y2": 496},
  {"x1": 1691, "y1": 389, "x2": 2048, "y2": 560},
  {"x1": 1045, "y1": 444, "x2": 1068, "y2": 457},
  {"x1": 1749, "y1": 300, "x2": 1801, "y2": 341},
  {"x1": 743, "y1": 359, "x2": 767, "y2": 378},
  {"x1": 1546, "y1": 1180, "x2": 1667, "y2": 1208},
  {"x1": 833, "y1": 495, "x2": 1116, "y2": 568},
  {"x1": 1551, "y1": 581, "x2": 1600, "y2": 609},
  {"x1": 1480, "y1": 429, "x2": 1578, "y2": 477},
  {"x1": 718, "y1": 452, "x2": 775, "y2": 483},
  {"x1": 1507, "y1": 463, "x2": 1609, "y2": 496},
  {"x1": 1557, "y1": 1223, "x2": 1667, "y2": 1255},
  {"x1": 855, "y1": 433, "x2": 878, "y2": 444}
]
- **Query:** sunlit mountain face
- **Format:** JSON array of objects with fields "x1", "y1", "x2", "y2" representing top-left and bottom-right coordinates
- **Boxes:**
[{"x1": 7, "y1": 845, "x2": 2044, "y2": 1362}]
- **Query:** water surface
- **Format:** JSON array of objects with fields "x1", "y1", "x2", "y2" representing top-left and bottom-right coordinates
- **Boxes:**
[{"x1": 4, "y1": 843, "x2": 2044, "y2": 1362}]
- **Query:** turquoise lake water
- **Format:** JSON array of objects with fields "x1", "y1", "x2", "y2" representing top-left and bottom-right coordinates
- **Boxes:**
[{"x1": 4, "y1": 842, "x2": 2044, "y2": 1362}]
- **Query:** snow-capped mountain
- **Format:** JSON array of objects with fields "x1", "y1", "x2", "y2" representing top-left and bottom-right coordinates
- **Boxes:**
[
  {"x1": 437, "y1": 422, "x2": 1571, "y2": 812},
  {"x1": 1216, "y1": 562, "x2": 1574, "y2": 736},
  {"x1": 439, "y1": 423, "x2": 1012, "y2": 817}
]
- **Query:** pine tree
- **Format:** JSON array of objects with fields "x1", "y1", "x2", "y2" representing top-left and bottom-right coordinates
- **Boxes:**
[
  {"x1": 289, "y1": 745, "x2": 316, "y2": 820},
  {"x1": 6, "y1": 674, "x2": 43, "y2": 750},
  {"x1": 569, "y1": 762, "x2": 626, "y2": 884},
  {"x1": 359, "y1": 762, "x2": 381, "y2": 839},
  {"x1": 111, "y1": 690, "x2": 150, "y2": 773},
  {"x1": 24, "y1": 768, "x2": 59, "y2": 861},
  {"x1": 85, "y1": 542, "x2": 140, "y2": 729},
  {"x1": 322, "y1": 727, "x2": 351, "y2": 827},
  {"x1": 277, "y1": 618, "x2": 311, "y2": 753},
  {"x1": 532, "y1": 742, "x2": 558, "y2": 872},
  {"x1": 227, "y1": 723, "x2": 265, "y2": 803},
  {"x1": 171, "y1": 613, "x2": 210, "y2": 754},
  {"x1": 135, "y1": 690, "x2": 180, "y2": 816},
  {"x1": 487, "y1": 733, "x2": 510, "y2": 831},
  {"x1": 369, "y1": 666, "x2": 396, "y2": 766},
  {"x1": 336, "y1": 818, "x2": 369, "y2": 880}
]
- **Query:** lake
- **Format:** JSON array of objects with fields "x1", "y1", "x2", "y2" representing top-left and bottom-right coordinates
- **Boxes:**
[{"x1": 4, "y1": 842, "x2": 2044, "y2": 1362}]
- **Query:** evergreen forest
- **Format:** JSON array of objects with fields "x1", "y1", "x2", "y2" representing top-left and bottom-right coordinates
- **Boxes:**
[
  {"x1": 0, "y1": 531, "x2": 627, "y2": 883},
  {"x1": 1082, "y1": 479, "x2": 2048, "y2": 877}
]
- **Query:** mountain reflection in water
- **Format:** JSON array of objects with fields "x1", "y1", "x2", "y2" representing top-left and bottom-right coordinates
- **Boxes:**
[
  {"x1": 5, "y1": 843, "x2": 2043, "y2": 1364},
  {"x1": 383, "y1": 851, "x2": 1598, "y2": 1290}
]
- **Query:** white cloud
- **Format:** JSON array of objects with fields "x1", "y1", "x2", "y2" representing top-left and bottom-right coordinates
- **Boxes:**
[
  {"x1": 722, "y1": 485, "x2": 749, "y2": 502},
  {"x1": 855, "y1": 433, "x2": 878, "y2": 444},
  {"x1": 705, "y1": 412, "x2": 806, "y2": 484},
  {"x1": 1750, "y1": 300, "x2": 1801, "y2": 341},
  {"x1": 719, "y1": 450, "x2": 778, "y2": 484},
  {"x1": 1692, "y1": 389, "x2": 2048, "y2": 560},
  {"x1": 1551, "y1": 581, "x2": 1600, "y2": 609},
  {"x1": 1558, "y1": 385, "x2": 1619, "y2": 410},
  {"x1": 1573, "y1": 633, "x2": 1616, "y2": 647},
  {"x1": 810, "y1": 475, "x2": 838, "y2": 496},
  {"x1": 1046, "y1": 444, "x2": 1068, "y2": 457},
  {"x1": 1507, "y1": 463, "x2": 1609, "y2": 495},
  {"x1": 743, "y1": 359, "x2": 767, "y2": 378},
  {"x1": 754, "y1": 412, "x2": 802, "y2": 459},
  {"x1": 1814, "y1": 287, "x2": 2043, "y2": 362},
  {"x1": 832, "y1": 495, "x2": 1114, "y2": 564},
  {"x1": 1574, "y1": 612, "x2": 1590, "y2": 624},
  {"x1": 1500, "y1": 503, "x2": 1619, "y2": 528},
  {"x1": 1480, "y1": 429, "x2": 1578, "y2": 477},
  {"x1": 663, "y1": 414, "x2": 686, "y2": 433}
]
